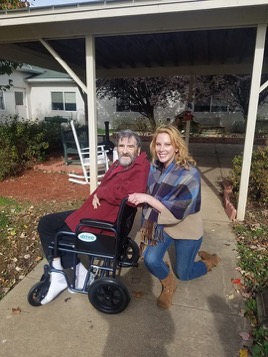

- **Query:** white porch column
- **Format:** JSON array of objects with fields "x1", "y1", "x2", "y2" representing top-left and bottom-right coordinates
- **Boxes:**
[
  {"x1": 236, "y1": 24, "x2": 267, "y2": 221},
  {"x1": 85, "y1": 34, "x2": 98, "y2": 192}
]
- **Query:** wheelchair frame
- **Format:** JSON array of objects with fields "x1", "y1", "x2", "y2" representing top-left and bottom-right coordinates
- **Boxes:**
[{"x1": 28, "y1": 198, "x2": 140, "y2": 314}]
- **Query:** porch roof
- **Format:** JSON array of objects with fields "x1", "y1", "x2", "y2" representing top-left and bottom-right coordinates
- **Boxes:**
[
  {"x1": 0, "y1": 0, "x2": 267, "y2": 78},
  {"x1": 0, "y1": 0, "x2": 268, "y2": 219}
]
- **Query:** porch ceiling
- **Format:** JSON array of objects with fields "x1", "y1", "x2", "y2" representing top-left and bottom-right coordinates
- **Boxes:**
[
  {"x1": 0, "y1": 1, "x2": 268, "y2": 79},
  {"x1": 0, "y1": 26, "x2": 265, "y2": 79}
]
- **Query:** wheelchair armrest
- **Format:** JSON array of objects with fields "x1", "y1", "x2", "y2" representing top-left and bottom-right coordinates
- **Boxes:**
[
  {"x1": 56, "y1": 231, "x2": 76, "y2": 239},
  {"x1": 78, "y1": 219, "x2": 115, "y2": 231},
  {"x1": 48, "y1": 230, "x2": 76, "y2": 257},
  {"x1": 50, "y1": 231, "x2": 76, "y2": 245}
]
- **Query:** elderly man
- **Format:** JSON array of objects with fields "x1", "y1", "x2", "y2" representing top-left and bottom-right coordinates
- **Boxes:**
[{"x1": 38, "y1": 129, "x2": 150, "y2": 304}]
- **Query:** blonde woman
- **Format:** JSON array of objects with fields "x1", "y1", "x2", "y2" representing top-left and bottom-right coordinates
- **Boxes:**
[{"x1": 128, "y1": 125, "x2": 220, "y2": 309}]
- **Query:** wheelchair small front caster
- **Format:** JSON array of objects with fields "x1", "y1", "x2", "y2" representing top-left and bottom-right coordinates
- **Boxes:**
[
  {"x1": 88, "y1": 277, "x2": 130, "y2": 314},
  {"x1": 120, "y1": 238, "x2": 140, "y2": 266},
  {"x1": 27, "y1": 266, "x2": 50, "y2": 306}
]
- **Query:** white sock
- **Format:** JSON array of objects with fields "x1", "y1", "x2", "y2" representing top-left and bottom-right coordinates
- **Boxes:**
[
  {"x1": 52, "y1": 257, "x2": 63, "y2": 270},
  {"x1": 76, "y1": 262, "x2": 88, "y2": 289},
  {"x1": 69, "y1": 262, "x2": 88, "y2": 293},
  {"x1": 41, "y1": 258, "x2": 67, "y2": 305}
]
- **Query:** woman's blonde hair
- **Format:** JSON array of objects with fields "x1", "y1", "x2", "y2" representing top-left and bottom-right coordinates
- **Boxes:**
[{"x1": 150, "y1": 125, "x2": 196, "y2": 168}]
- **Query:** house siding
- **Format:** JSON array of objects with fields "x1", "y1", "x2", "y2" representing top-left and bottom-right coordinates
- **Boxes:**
[{"x1": 30, "y1": 83, "x2": 85, "y2": 122}]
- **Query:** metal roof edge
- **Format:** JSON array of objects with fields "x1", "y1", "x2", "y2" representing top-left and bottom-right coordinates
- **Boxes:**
[{"x1": 0, "y1": 0, "x2": 266, "y2": 22}]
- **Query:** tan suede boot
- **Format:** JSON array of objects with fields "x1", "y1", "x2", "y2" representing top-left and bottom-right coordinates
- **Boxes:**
[
  {"x1": 198, "y1": 251, "x2": 221, "y2": 271},
  {"x1": 157, "y1": 272, "x2": 177, "y2": 309}
]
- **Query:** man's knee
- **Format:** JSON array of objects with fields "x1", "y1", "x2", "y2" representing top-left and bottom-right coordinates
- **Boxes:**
[{"x1": 38, "y1": 214, "x2": 54, "y2": 234}]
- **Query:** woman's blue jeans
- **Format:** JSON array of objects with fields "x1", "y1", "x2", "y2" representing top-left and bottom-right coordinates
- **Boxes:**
[{"x1": 143, "y1": 232, "x2": 207, "y2": 281}]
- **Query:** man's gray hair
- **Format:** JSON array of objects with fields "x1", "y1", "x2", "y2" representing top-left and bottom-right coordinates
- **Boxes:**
[{"x1": 116, "y1": 129, "x2": 142, "y2": 148}]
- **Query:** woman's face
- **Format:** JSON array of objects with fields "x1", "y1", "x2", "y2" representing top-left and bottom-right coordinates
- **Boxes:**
[{"x1": 155, "y1": 132, "x2": 176, "y2": 168}]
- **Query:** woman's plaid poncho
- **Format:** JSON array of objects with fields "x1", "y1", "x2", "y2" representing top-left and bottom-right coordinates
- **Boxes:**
[{"x1": 141, "y1": 161, "x2": 201, "y2": 246}]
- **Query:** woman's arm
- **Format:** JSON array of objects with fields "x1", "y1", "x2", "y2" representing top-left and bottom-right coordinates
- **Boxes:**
[{"x1": 128, "y1": 193, "x2": 166, "y2": 213}]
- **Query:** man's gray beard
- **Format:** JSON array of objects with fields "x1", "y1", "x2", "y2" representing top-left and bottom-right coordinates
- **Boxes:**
[{"x1": 119, "y1": 156, "x2": 133, "y2": 167}]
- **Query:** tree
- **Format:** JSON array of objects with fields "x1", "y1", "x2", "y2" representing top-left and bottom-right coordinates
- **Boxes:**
[
  {"x1": 0, "y1": 1, "x2": 34, "y2": 90},
  {"x1": 97, "y1": 77, "x2": 189, "y2": 130},
  {"x1": 221, "y1": 75, "x2": 268, "y2": 121},
  {"x1": 0, "y1": 0, "x2": 31, "y2": 9},
  {"x1": 97, "y1": 74, "x2": 268, "y2": 131},
  {"x1": 192, "y1": 74, "x2": 268, "y2": 122},
  {"x1": 0, "y1": 60, "x2": 22, "y2": 91}
]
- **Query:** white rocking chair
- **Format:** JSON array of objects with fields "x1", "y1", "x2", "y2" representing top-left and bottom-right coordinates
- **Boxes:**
[{"x1": 68, "y1": 120, "x2": 110, "y2": 185}]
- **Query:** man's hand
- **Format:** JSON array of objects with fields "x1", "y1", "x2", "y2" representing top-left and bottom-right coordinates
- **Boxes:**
[{"x1": 92, "y1": 194, "x2": 101, "y2": 209}]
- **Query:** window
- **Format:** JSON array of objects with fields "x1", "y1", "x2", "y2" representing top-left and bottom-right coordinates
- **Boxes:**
[
  {"x1": 211, "y1": 105, "x2": 228, "y2": 112},
  {"x1": 195, "y1": 96, "x2": 228, "y2": 113},
  {"x1": 116, "y1": 92, "x2": 139, "y2": 112},
  {"x1": 51, "y1": 91, "x2": 76, "y2": 111},
  {"x1": 15, "y1": 91, "x2": 24, "y2": 106},
  {"x1": 64, "y1": 92, "x2": 76, "y2": 111},
  {"x1": 194, "y1": 103, "x2": 210, "y2": 112},
  {"x1": 0, "y1": 91, "x2": 5, "y2": 110}
]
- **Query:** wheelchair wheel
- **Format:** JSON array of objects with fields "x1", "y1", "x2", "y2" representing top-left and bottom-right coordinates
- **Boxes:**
[
  {"x1": 88, "y1": 277, "x2": 130, "y2": 314},
  {"x1": 121, "y1": 238, "x2": 140, "y2": 265},
  {"x1": 27, "y1": 278, "x2": 50, "y2": 307}
]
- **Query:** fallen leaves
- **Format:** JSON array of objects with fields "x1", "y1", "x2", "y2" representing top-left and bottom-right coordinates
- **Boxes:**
[
  {"x1": 231, "y1": 277, "x2": 245, "y2": 294},
  {"x1": 232, "y1": 206, "x2": 268, "y2": 356},
  {"x1": 239, "y1": 348, "x2": 249, "y2": 357},
  {"x1": 239, "y1": 331, "x2": 251, "y2": 341},
  {"x1": 132, "y1": 290, "x2": 144, "y2": 298},
  {"x1": 11, "y1": 306, "x2": 22, "y2": 314},
  {"x1": 0, "y1": 197, "x2": 84, "y2": 301},
  {"x1": 0, "y1": 206, "x2": 45, "y2": 299},
  {"x1": 231, "y1": 278, "x2": 242, "y2": 285}
]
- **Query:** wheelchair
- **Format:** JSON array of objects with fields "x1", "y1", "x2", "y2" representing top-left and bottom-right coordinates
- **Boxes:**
[{"x1": 27, "y1": 198, "x2": 140, "y2": 314}]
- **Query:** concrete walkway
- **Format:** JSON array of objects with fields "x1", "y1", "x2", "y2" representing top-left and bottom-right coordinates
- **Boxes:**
[{"x1": 0, "y1": 143, "x2": 249, "y2": 357}]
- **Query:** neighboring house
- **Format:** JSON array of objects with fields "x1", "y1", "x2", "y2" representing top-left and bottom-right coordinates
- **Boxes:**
[
  {"x1": 0, "y1": 64, "x2": 39, "y2": 121},
  {"x1": 26, "y1": 68, "x2": 85, "y2": 123},
  {"x1": 97, "y1": 95, "x2": 184, "y2": 129},
  {"x1": 0, "y1": 64, "x2": 183, "y2": 129},
  {"x1": 192, "y1": 97, "x2": 245, "y2": 132},
  {"x1": 0, "y1": 64, "x2": 252, "y2": 131},
  {"x1": 0, "y1": 64, "x2": 85, "y2": 124}
]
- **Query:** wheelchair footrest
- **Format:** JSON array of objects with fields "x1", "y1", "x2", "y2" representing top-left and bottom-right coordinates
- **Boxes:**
[{"x1": 118, "y1": 262, "x2": 139, "y2": 268}]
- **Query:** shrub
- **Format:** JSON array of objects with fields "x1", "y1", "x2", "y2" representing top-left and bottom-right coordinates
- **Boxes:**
[
  {"x1": 134, "y1": 117, "x2": 152, "y2": 133},
  {"x1": 230, "y1": 146, "x2": 268, "y2": 206},
  {"x1": 233, "y1": 219, "x2": 268, "y2": 356},
  {"x1": 39, "y1": 119, "x2": 63, "y2": 154},
  {"x1": 113, "y1": 117, "x2": 152, "y2": 133},
  {"x1": 255, "y1": 120, "x2": 268, "y2": 135},
  {"x1": 231, "y1": 121, "x2": 245, "y2": 134},
  {"x1": 0, "y1": 116, "x2": 62, "y2": 181}
]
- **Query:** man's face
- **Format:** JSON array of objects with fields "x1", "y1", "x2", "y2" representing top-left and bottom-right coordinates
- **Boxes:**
[{"x1": 117, "y1": 136, "x2": 140, "y2": 167}]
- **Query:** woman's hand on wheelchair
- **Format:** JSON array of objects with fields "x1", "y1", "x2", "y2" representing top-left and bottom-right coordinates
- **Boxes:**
[{"x1": 128, "y1": 193, "x2": 148, "y2": 206}]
